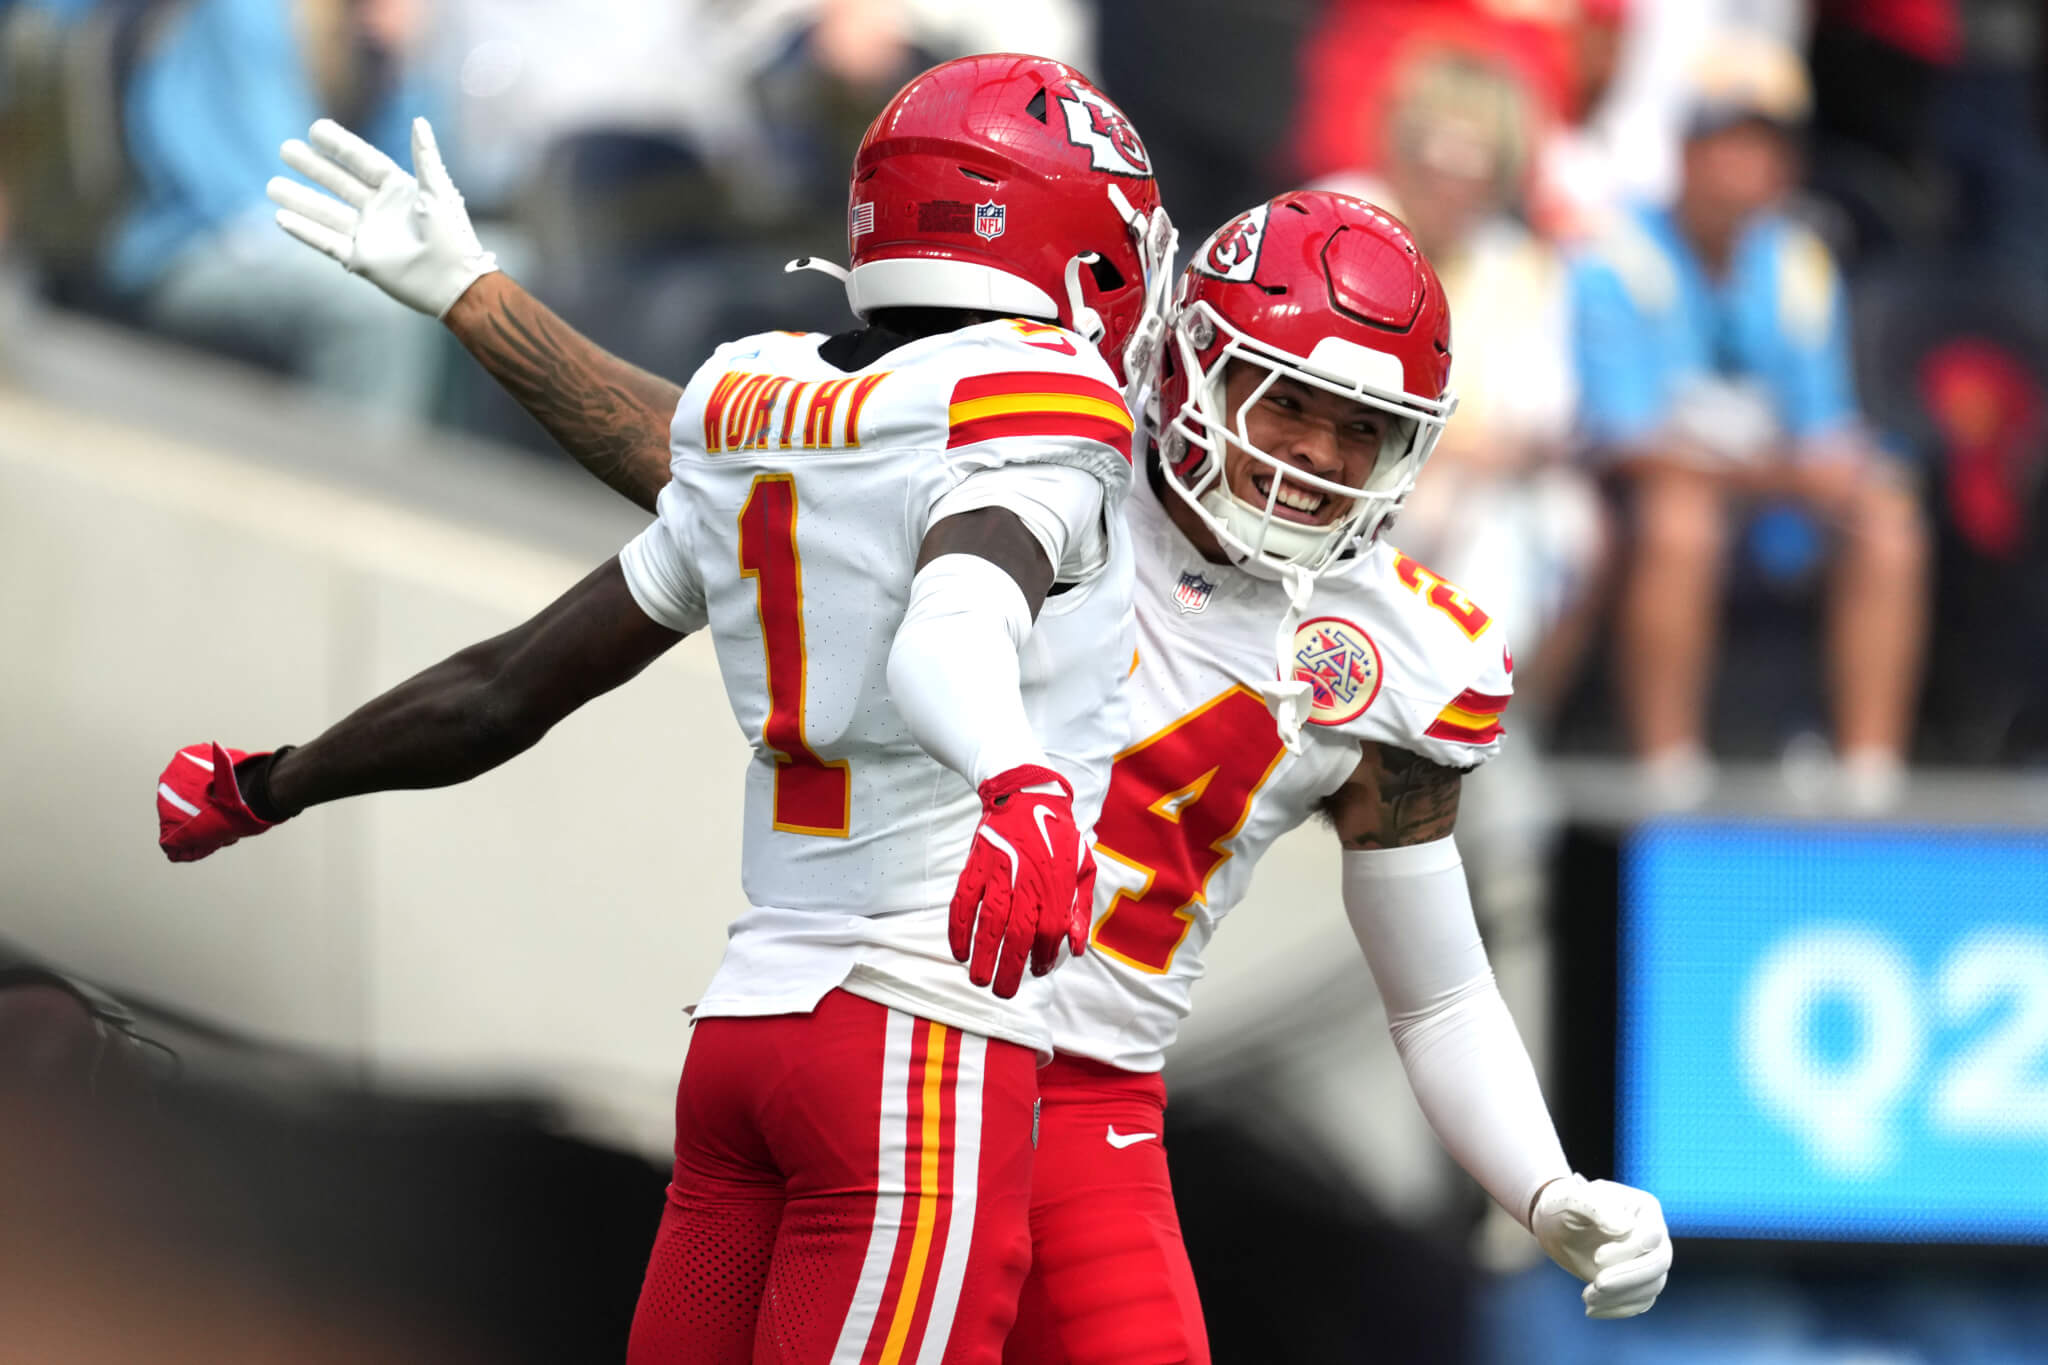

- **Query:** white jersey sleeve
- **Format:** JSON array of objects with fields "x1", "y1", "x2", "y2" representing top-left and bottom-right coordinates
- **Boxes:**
[
  {"x1": 1319, "y1": 543, "x2": 1516, "y2": 772},
  {"x1": 618, "y1": 481, "x2": 711, "y2": 635},
  {"x1": 925, "y1": 462, "x2": 1108, "y2": 583}
]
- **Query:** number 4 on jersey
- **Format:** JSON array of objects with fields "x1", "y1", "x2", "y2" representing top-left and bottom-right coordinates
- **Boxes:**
[
  {"x1": 738, "y1": 474, "x2": 851, "y2": 836},
  {"x1": 1091, "y1": 687, "x2": 1288, "y2": 973}
]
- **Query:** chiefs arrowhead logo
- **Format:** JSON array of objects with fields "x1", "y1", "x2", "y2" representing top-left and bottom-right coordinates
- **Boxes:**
[
  {"x1": 1194, "y1": 204, "x2": 1270, "y2": 284},
  {"x1": 1056, "y1": 86, "x2": 1152, "y2": 177}
]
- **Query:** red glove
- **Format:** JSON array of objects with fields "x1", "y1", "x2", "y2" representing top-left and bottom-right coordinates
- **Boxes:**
[
  {"x1": 156, "y1": 743, "x2": 278, "y2": 863},
  {"x1": 949, "y1": 764, "x2": 1091, "y2": 999}
]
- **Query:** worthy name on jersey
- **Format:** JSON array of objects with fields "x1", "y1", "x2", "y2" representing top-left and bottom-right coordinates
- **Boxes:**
[
  {"x1": 701, "y1": 370, "x2": 892, "y2": 453},
  {"x1": 696, "y1": 318, "x2": 1132, "y2": 460}
]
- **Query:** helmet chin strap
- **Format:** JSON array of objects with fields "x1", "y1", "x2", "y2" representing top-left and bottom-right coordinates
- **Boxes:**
[
  {"x1": 1254, "y1": 564, "x2": 1318, "y2": 753},
  {"x1": 785, "y1": 257, "x2": 857, "y2": 316},
  {"x1": 1063, "y1": 253, "x2": 1107, "y2": 346}
]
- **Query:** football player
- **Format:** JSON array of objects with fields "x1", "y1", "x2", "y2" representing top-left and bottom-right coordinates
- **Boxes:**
[
  {"x1": 159, "y1": 55, "x2": 1174, "y2": 1364},
  {"x1": 246, "y1": 77, "x2": 1665, "y2": 1359},
  {"x1": 1005, "y1": 192, "x2": 1671, "y2": 1362}
]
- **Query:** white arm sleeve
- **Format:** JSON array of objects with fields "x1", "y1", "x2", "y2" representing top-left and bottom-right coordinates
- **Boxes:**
[
  {"x1": 925, "y1": 463, "x2": 1107, "y2": 583},
  {"x1": 1343, "y1": 836, "x2": 1570, "y2": 1226},
  {"x1": 886, "y1": 553, "x2": 1048, "y2": 789}
]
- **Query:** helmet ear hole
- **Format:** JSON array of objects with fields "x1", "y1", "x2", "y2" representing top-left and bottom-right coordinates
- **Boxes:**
[
  {"x1": 1025, "y1": 88, "x2": 1049, "y2": 123},
  {"x1": 1088, "y1": 257, "x2": 1125, "y2": 291}
]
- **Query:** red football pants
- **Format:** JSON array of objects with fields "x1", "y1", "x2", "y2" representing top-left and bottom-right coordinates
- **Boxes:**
[
  {"x1": 627, "y1": 989, "x2": 1038, "y2": 1365},
  {"x1": 1002, "y1": 1055, "x2": 1210, "y2": 1365}
]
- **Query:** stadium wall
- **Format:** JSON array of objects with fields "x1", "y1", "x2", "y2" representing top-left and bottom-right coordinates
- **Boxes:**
[{"x1": 0, "y1": 377, "x2": 746, "y2": 1154}]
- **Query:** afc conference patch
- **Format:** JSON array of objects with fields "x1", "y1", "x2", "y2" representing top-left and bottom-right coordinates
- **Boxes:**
[
  {"x1": 1173, "y1": 571, "x2": 1215, "y2": 614},
  {"x1": 974, "y1": 201, "x2": 1007, "y2": 241},
  {"x1": 1289, "y1": 616, "x2": 1382, "y2": 726}
]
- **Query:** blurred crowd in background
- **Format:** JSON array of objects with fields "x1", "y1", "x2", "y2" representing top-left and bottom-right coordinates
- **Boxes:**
[{"x1": 3, "y1": 0, "x2": 2047, "y2": 806}]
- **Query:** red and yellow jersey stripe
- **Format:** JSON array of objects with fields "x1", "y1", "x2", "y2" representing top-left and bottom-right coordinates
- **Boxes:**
[
  {"x1": 945, "y1": 371, "x2": 1133, "y2": 461},
  {"x1": 1424, "y1": 687, "x2": 1510, "y2": 746}
]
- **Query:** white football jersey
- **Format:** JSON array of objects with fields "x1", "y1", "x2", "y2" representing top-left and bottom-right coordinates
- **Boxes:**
[
  {"x1": 1044, "y1": 483, "x2": 1514, "y2": 1071},
  {"x1": 621, "y1": 319, "x2": 1138, "y2": 1053}
]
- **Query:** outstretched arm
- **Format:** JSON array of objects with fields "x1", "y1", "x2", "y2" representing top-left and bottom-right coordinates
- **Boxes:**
[
  {"x1": 268, "y1": 117, "x2": 676, "y2": 511},
  {"x1": 442, "y1": 274, "x2": 678, "y2": 511},
  {"x1": 1325, "y1": 745, "x2": 1671, "y2": 1319},
  {"x1": 158, "y1": 560, "x2": 683, "y2": 860},
  {"x1": 261, "y1": 558, "x2": 681, "y2": 814}
]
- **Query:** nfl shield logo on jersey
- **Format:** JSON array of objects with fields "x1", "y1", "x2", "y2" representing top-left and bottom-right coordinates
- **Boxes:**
[
  {"x1": 1172, "y1": 571, "x2": 1215, "y2": 614},
  {"x1": 1290, "y1": 617, "x2": 1383, "y2": 725},
  {"x1": 974, "y1": 201, "x2": 1007, "y2": 240}
]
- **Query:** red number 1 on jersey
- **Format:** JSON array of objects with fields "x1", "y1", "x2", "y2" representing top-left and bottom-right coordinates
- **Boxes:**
[{"x1": 738, "y1": 474, "x2": 851, "y2": 837}]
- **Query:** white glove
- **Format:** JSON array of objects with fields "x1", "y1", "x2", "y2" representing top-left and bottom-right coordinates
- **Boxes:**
[
  {"x1": 1530, "y1": 1175, "x2": 1672, "y2": 1319},
  {"x1": 267, "y1": 116, "x2": 498, "y2": 319}
]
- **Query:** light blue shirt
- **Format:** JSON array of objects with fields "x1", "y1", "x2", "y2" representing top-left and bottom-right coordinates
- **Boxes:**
[
  {"x1": 106, "y1": 0, "x2": 417, "y2": 295},
  {"x1": 1569, "y1": 204, "x2": 1858, "y2": 451}
]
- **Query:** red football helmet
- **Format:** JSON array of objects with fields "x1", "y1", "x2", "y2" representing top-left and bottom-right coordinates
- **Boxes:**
[
  {"x1": 796, "y1": 53, "x2": 1175, "y2": 402},
  {"x1": 1157, "y1": 191, "x2": 1456, "y2": 575}
]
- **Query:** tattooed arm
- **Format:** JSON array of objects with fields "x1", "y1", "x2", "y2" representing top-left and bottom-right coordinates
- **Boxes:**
[
  {"x1": 268, "y1": 120, "x2": 679, "y2": 510},
  {"x1": 1320, "y1": 742, "x2": 1463, "y2": 850},
  {"x1": 443, "y1": 274, "x2": 679, "y2": 512}
]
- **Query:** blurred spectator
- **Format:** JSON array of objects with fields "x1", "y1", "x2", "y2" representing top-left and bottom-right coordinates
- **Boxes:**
[
  {"x1": 1530, "y1": 0, "x2": 1628, "y2": 239},
  {"x1": 103, "y1": 0, "x2": 444, "y2": 419},
  {"x1": 1546, "y1": 0, "x2": 1814, "y2": 236},
  {"x1": 427, "y1": 0, "x2": 1095, "y2": 446},
  {"x1": 1293, "y1": 0, "x2": 1574, "y2": 189},
  {"x1": 1805, "y1": 0, "x2": 1962, "y2": 258},
  {"x1": 0, "y1": 0, "x2": 117, "y2": 283},
  {"x1": 1570, "y1": 30, "x2": 1930, "y2": 810},
  {"x1": 1317, "y1": 50, "x2": 1598, "y2": 719},
  {"x1": 1930, "y1": 0, "x2": 2048, "y2": 279},
  {"x1": 1293, "y1": 0, "x2": 1703, "y2": 242},
  {"x1": 432, "y1": 0, "x2": 1092, "y2": 247},
  {"x1": 429, "y1": 0, "x2": 816, "y2": 219}
]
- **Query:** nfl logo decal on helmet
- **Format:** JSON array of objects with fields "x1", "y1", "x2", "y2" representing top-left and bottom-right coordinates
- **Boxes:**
[
  {"x1": 1172, "y1": 571, "x2": 1216, "y2": 614},
  {"x1": 975, "y1": 201, "x2": 1007, "y2": 241},
  {"x1": 1289, "y1": 616, "x2": 1383, "y2": 725}
]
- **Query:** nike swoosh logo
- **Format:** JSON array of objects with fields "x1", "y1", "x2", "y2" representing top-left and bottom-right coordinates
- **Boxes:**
[
  {"x1": 1032, "y1": 804, "x2": 1059, "y2": 857},
  {"x1": 1105, "y1": 1126, "x2": 1158, "y2": 1149}
]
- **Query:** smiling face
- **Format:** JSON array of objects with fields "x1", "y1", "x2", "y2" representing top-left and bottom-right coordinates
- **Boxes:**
[{"x1": 1217, "y1": 360, "x2": 1390, "y2": 527}]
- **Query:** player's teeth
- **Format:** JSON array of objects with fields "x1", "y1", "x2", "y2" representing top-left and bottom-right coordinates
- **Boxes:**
[{"x1": 1276, "y1": 485, "x2": 1322, "y2": 512}]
